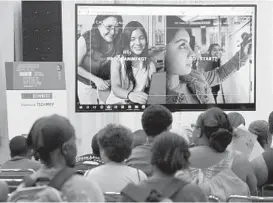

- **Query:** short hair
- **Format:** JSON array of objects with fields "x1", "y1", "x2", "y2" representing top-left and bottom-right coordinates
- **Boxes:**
[
  {"x1": 151, "y1": 132, "x2": 190, "y2": 175},
  {"x1": 97, "y1": 124, "x2": 133, "y2": 163},
  {"x1": 269, "y1": 111, "x2": 273, "y2": 134},
  {"x1": 9, "y1": 136, "x2": 28, "y2": 157},
  {"x1": 27, "y1": 114, "x2": 76, "y2": 165},
  {"x1": 249, "y1": 120, "x2": 270, "y2": 149},
  {"x1": 91, "y1": 133, "x2": 100, "y2": 157},
  {"x1": 227, "y1": 112, "x2": 246, "y2": 128},
  {"x1": 141, "y1": 105, "x2": 173, "y2": 137}
]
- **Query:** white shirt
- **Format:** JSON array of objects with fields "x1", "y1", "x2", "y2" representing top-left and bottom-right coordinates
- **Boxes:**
[{"x1": 86, "y1": 162, "x2": 147, "y2": 192}]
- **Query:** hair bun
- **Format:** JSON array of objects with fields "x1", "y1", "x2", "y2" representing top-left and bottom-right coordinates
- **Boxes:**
[{"x1": 209, "y1": 128, "x2": 232, "y2": 152}]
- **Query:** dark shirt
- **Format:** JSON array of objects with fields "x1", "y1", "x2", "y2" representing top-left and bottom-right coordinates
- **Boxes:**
[{"x1": 1, "y1": 156, "x2": 41, "y2": 171}]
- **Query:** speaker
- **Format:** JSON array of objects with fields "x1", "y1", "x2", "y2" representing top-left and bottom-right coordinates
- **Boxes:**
[{"x1": 22, "y1": 1, "x2": 62, "y2": 61}]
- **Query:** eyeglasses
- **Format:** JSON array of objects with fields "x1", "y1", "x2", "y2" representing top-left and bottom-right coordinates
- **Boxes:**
[{"x1": 101, "y1": 23, "x2": 120, "y2": 32}]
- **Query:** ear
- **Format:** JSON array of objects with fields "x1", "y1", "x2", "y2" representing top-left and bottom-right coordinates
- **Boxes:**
[{"x1": 61, "y1": 142, "x2": 70, "y2": 156}]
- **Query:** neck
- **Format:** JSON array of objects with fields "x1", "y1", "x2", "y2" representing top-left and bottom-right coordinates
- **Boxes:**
[
  {"x1": 146, "y1": 136, "x2": 156, "y2": 144},
  {"x1": 152, "y1": 167, "x2": 173, "y2": 179},
  {"x1": 167, "y1": 73, "x2": 180, "y2": 90}
]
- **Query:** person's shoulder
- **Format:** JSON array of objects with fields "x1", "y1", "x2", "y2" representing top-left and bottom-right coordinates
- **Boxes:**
[{"x1": 85, "y1": 164, "x2": 105, "y2": 177}]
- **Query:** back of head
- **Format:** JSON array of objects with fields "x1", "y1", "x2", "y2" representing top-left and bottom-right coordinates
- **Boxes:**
[
  {"x1": 97, "y1": 124, "x2": 133, "y2": 163},
  {"x1": 141, "y1": 105, "x2": 173, "y2": 137},
  {"x1": 132, "y1": 129, "x2": 147, "y2": 148},
  {"x1": 27, "y1": 114, "x2": 76, "y2": 167},
  {"x1": 91, "y1": 133, "x2": 100, "y2": 157},
  {"x1": 227, "y1": 112, "x2": 246, "y2": 129},
  {"x1": 199, "y1": 107, "x2": 233, "y2": 152},
  {"x1": 9, "y1": 135, "x2": 28, "y2": 158},
  {"x1": 249, "y1": 120, "x2": 271, "y2": 149},
  {"x1": 151, "y1": 132, "x2": 190, "y2": 175}
]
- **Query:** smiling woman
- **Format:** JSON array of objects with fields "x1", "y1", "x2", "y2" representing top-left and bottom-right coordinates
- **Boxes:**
[{"x1": 106, "y1": 21, "x2": 156, "y2": 104}]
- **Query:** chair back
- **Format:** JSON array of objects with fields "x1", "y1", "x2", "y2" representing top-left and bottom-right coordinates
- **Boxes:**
[
  {"x1": 104, "y1": 192, "x2": 121, "y2": 202},
  {"x1": 227, "y1": 195, "x2": 273, "y2": 202},
  {"x1": 262, "y1": 184, "x2": 273, "y2": 197},
  {"x1": 0, "y1": 169, "x2": 34, "y2": 193}
]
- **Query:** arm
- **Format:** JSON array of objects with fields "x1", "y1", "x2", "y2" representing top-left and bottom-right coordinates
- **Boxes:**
[
  {"x1": 204, "y1": 33, "x2": 252, "y2": 87},
  {"x1": 77, "y1": 36, "x2": 101, "y2": 84},
  {"x1": 111, "y1": 57, "x2": 130, "y2": 99},
  {"x1": 111, "y1": 58, "x2": 148, "y2": 104},
  {"x1": 148, "y1": 60, "x2": 157, "y2": 80},
  {"x1": 203, "y1": 51, "x2": 249, "y2": 87},
  {"x1": 251, "y1": 156, "x2": 268, "y2": 187}
]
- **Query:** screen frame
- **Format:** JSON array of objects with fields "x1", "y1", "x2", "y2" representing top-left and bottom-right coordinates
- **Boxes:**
[{"x1": 75, "y1": 4, "x2": 257, "y2": 113}]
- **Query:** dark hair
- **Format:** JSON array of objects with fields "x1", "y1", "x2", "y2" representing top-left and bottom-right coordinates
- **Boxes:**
[
  {"x1": 97, "y1": 124, "x2": 133, "y2": 163},
  {"x1": 27, "y1": 114, "x2": 76, "y2": 165},
  {"x1": 141, "y1": 105, "x2": 173, "y2": 137},
  {"x1": 207, "y1": 43, "x2": 221, "y2": 68},
  {"x1": 91, "y1": 133, "x2": 100, "y2": 157},
  {"x1": 91, "y1": 15, "x2": 123, "y2": 51},
  {"x1": 151, "y1": 132, "x2": 190, "y2": 175},
  {"x1": 121, "y1": 21, "x2": 149, "y2": 90},
  {"x1": 197, "y1": 107, "x2": 233, "y2": 152},
  {"x1": 9, "y1": 136, "x2": 28, "y2": 157},
  {"x1": 166, "y1": 16, "x2": 195, "y2": 50},
  {"x1": 269, "y1": 111, "x2": 273, "y2": 134},
  {"x1": 227, "y1": 112, "x2": 246, "y2": 129},
  {"x1": 249, "y1": 120, "x2": 270, "y2": 149}
]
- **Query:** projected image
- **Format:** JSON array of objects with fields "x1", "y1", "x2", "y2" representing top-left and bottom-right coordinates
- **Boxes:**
[
  {"x1": 75, "y1": 5, "x2": 256, "y2": 112},
  {"x1": 165, "y1": 15, "x2": 254, "y2": 105}
]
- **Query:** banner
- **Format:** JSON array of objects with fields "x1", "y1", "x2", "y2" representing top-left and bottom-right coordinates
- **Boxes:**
[{"x1": 5, "y1": 62, "x2": 67, "y2": 140}]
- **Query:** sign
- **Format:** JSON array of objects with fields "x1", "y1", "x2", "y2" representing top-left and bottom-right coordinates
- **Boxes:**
[{"x1": 5, "y1": 62, "x2": 67, "y2": 140}]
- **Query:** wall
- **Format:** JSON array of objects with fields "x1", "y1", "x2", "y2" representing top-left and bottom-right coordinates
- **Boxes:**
[{"x1": 0, "y1": 0, "x2": 271, "y2": 161}]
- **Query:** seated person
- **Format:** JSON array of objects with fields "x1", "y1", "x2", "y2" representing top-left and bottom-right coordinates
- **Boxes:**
[
  {"x1": 75, "y1": 133, "x2": 103, "y2": 172},
  {"x1": 18, "y1": 114, "x2": 104, "y2": 202},
  {"x1": 249, "y1": 120, "x2": 272, "y2": 151},
  {"x1": 132, "y1": 129, "x2": 147, "y2": 148},
  {"x1": 86, "y1": 124, "x2": 147, "y2": 192},
  {"x1": 126, "y1": 105, "x2": 173, "y2": 177},
  {"x1": 176, "y1": 107, "x2": 257, "y2": 201},
  {"x1": 165, "y1": 16, "x2": 252, "y2": 104},
  {"x1": 120, "y1": 132, "x2": 207, "y2": 202},
  {"x1": 227, "y1": 112, "x2": 246, "y2": 129},
  {"x1": 106, "y1": 21, "x2": 156, "y2": 104},
  {"x1": 1, "y1": 135, "x2": 41, "y2": 171}
]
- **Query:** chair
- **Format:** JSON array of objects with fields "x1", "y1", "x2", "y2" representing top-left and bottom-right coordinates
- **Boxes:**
[
  {"x1": 262, "y1": 184, "x2": 273, "y2": 197},
  {"x1": 104, "y1": 192, "x2": 121, "y2": 202},
  {"x1": 208, "y1": 195, "x2": 220, "y2": 202},
  {"x1": 0, "y1": 169, "x2": 34, "y2": 193},
  {"x1": 227, "y1": 195, "x2": 273, "y2": 202}
]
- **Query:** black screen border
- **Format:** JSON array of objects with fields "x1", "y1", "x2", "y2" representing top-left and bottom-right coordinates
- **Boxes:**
[{"x1": 75, "y1": 4, "x2": 257, "y2": 113}]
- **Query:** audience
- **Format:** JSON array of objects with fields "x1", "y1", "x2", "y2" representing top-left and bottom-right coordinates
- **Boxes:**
[
  {"x1": 176, "y1": 107, "x2": 257, "y2": 201},
  {"x1": 1, "y1": 135, "x2": 41, "y2": 171},
  {"x1": 249, "y1": 120, "x2": 272, "y2": 150},
  {"x1": 18, "y1": 114, "x2": 104, "y2": 202},
  {"x1": 121, "y1": 132, "x2": 207, "y2": 202},
  {"x1": 0, "y1": 180, "x2": 9, "y2": 202},
  {"x1": 86, "y1": 124, "x2": 147, "y2": 193},
  {"x1": 126, "y1": 105, "x2": 173, "y2": 177},
  {"x1": 132, "y1": 129, "x2": 147, "y2": 148},
  {"x1": 4, "y1": 105, "x2": 273, "y2": 201},
  {"x1": 227, "y1": 112, "x2": 246, "y2": 129}
]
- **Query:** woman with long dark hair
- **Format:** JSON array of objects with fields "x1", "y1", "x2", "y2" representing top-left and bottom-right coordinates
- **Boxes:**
[
  {"x1": 165, "y1": 16, "x2": 252, "y2": 104},
  {"x1": 106, "y1": 21, "x2": 156, "y2": 104},
  {"x1": 77, "y1": 15, "x2": 123, "y2": 104}
]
